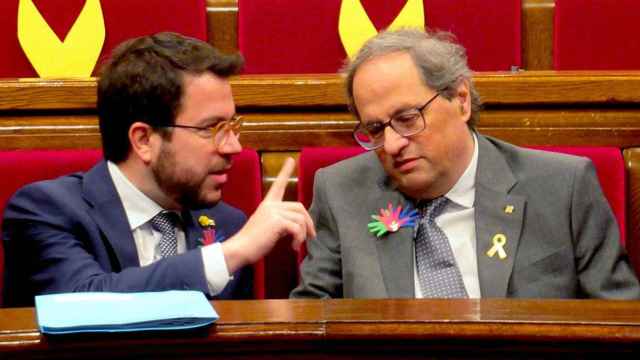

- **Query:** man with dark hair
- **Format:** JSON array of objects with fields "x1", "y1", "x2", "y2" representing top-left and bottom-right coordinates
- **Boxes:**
[
  {"x1": 3, "y1": 32, "x2": 314, "y2": 306},
  {"x1": 292, "y1": 29, "x2": 640, "y2": 299}
]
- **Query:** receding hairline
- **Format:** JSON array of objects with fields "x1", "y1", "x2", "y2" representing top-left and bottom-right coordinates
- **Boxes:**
[{"x1": 350, "y1": 50, "x2": 431, "y2": 98}]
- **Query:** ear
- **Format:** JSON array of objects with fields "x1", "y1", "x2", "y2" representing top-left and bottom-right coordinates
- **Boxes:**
[
  {"x1": 128, "y1": 122, "x2": 157, "y2": 164},
  {"x1": 455, "y1": 79, "x2": 471, "y2": 123}
]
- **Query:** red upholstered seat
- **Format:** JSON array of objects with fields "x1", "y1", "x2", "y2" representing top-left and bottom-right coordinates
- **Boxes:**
[
  {"x1": 297, "y1": 147, "x2": 366, "y2": 209},
  {"x1": 0, "y1": 148, "x2": 264, "y2": 303},
  {"x1": 0, "y1": 149, "x2": 102, "y2": 306},
  {"x1": 296, "y1": 146, "x2": 628, "y2": 265},
  {"x1": 554, "y1": 0, "x2": 640, "y2": 70},
  {"x1": 239, "y1": 0, "x2": 521, "y2": 73},
  {"x1": 221, "y1": 149, "x2": 266, "y2": 299},
  {"x1": 0, "y1": 0, "x2": 207, "y2": 78},
  {"x1": 296, "y1": 147, "x2": 365, "y2": 265},
  {"x1": 528, "y1": 146, "x2": 626, "y2": 245}
]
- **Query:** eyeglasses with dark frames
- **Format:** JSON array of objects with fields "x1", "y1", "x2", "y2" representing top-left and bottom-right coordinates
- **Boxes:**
[
  {"x1": 158, "y1": 114, "x2": 243, "y2": 146},
  {"x1": 353, "y1": 93, "x2": 440, "y2": 150}
]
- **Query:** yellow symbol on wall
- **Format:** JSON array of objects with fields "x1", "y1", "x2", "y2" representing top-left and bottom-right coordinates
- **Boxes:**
[
  {"x1": 17, "y1": 0, "x2": 105, "y2": 78},
  {"x1": 338, "y1": 0, "x2": 425, "y2": 58}
]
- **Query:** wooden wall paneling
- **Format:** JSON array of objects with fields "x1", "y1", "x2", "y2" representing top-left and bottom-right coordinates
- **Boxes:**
[
  {"x1": 231, "y1": 72, "x2": 640, "y2": 108},
  {"x1": 206, "y1": 0, "x2": 239, "y2": 54},
  {"x1": 478, "y1": 109, "x2": 640, "y2": 147},
  {"x1": 522, "y1": 0, "x2": 555, "y2": 70},
  {"x1": 241, "y1": 112, "x2": 356, "y2": 151},
  {"x1": 624, "y1": 148, "x2": 640, "y2": 276},
  {"x1": 0, "y1": 115, "x2": 100, "y2": 150},
  {"x1": 261, "y1": 151, "x2": 299, "y2": 200},
  {"x1": 0, "y1": 79, "x2": 96, "y2": 111},
  {"x1": 4, "y1": 73, "x2": 640, "y2": 111},
  {"x1": 475, "y1": 71, "x2": 640, "y2": 105}
]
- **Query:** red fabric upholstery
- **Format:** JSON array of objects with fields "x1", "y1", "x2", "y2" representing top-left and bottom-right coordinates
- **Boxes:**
[
  {"x1": 298, "y1": 147, "x2": 366, "y2": 209},
  {"x1": 554, "y1": 0, "x2": 640, "y2": 70},
  {"x1": 239, "y1": 0, "x2": 521, "y2": 73},
  {"x1": 0, "y1": 148, "x2": 264, "y2": 302},
  {"x1": 0, "y1": 0, "x2": 207, "y2": 78},
  {"x1": 296, "y1": 147, "x2": 365, "y2": 265},
  {"x1": 0, "y1": 149, "x2": 102, "y2": 306},
  {"x1": 221, "y1": 148, "x2": 266, "y2": 299},
  {"x1": 529, "y1": 146, "x2": 626, "y2": 245},
  {"x1": 296, "y1": 146, "x2": 628, "y2": 265}
]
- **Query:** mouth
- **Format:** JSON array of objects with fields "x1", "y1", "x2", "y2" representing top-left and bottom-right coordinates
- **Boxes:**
[
  {"x1": 208, "y1": 172, "x2": 228, "y2": 188},
  {"x1": 393, "y1": 157, "x2": 419, "y2": 173},
  {"x1": 209, "y1": 163, "x2": 232, "y2": 184}
]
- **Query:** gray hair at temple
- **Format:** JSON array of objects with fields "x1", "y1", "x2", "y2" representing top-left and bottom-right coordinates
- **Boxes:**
[{"x1": 342, "y1": 28, "x2": 482, "y2": 129}]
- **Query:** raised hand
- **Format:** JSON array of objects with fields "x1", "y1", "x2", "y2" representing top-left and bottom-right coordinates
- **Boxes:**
[{"x1": 221, "y1": 157, "x2": 316, "y2": 273}]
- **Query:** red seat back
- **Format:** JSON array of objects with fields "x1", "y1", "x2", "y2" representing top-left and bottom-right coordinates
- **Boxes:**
[
  {"x1": 239, "y1": 0, "x2": 521, "y2": 74},
  {"x1": 528, "y1": 146, "x2": 626, "y2": 244},
  {"x1": 0, "y1": 149, "x2": 102, "y2": 306},
  {"x1": 297, "y1": 146, "x2": 628, "y2": 265},
  {"x1": 554, "y1": 0, "x2": 640, "y2": 70},
  {"x1": 0, "y1": 148, "x2": 263, "y2": 303},
  {"x1": 221, "y1": 149, "x2": 266, "y2": 299},
  {"x1": 0, "y1": 0, "x2": 207, "y2": 78}
]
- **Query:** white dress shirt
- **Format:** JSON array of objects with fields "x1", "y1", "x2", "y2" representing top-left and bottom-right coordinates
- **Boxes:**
[
  {"x1": 107, "y1": 161, "x2": 231, "y2": 295},
  {"x1": 413, "y1": 133, "x2": 481, "y2": 298}
]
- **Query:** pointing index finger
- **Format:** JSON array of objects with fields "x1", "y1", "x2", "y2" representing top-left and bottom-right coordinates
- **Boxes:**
[{"x1": 265, "y1": 157, "x2": 295, "y2": 201}]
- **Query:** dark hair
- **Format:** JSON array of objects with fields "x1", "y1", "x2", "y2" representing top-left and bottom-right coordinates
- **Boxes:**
[
  {"x1": 97, "y1": 32, "x2": 244, "y2": 162},
  {"x1": 343, "y1": 28, "x2": 481, "y2": 129}
]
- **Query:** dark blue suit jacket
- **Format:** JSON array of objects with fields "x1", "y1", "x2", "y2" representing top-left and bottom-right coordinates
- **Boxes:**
[{"x1": 2, "y1": 161, "x2": 252, "y2": 307}]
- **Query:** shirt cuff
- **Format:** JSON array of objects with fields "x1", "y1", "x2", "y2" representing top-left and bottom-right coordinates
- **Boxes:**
[{"x1": 201, "y1": 242, "x2": 231, "y2": 296}]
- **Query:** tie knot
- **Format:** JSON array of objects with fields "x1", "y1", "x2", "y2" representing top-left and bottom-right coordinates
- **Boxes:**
[
  {"x1": 419, "y1": 197, "x2": 448, "y2": 220},
  {"x1": 150, "y1": 211, "x2": 179, "y2": 234}
]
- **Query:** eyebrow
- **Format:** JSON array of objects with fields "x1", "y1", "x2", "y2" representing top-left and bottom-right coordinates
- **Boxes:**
[
  {"x1": 196, "y1": 116, "x2": 227, "y2": 127},
  {"x1": 390, "y1": 104, "x2": 421, "y2": 118},
  {"x1": 363, "y1": 104, "x2": 420, "y2": 124}
]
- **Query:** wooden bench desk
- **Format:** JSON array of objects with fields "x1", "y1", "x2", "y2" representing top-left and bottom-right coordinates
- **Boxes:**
[{"x1": 2, "y1": 299, "x2": 640, "y2": 358}]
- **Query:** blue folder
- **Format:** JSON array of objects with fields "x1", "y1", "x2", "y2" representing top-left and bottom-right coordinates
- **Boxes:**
[{"x1": 35, "y1": 290, "x2": 218, "y2": 334}]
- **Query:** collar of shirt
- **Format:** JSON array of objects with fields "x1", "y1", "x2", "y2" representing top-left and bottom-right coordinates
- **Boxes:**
[
  {"x1": 107, "y1": 161, "x2": 166, "y2": 231},
  {"x1": 444, "y1": 132, "x2": 478, "y2": 209}
]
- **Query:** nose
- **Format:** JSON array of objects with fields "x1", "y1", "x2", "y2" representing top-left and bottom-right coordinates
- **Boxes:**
[
  {"x1": 217, "y1": 130, "x2": 243, "y2": 155},
  {"x1": 382, "y1": 125, "x2": 409, "y2": 156}
]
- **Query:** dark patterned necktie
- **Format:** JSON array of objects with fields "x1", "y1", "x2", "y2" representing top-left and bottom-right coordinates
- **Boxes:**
[
  {"x1": 415, "y1": 197, "x2": 468, "y2": 298},
  {"x1": 150, "y1": 211, "x2": 179, "y2": 258}
]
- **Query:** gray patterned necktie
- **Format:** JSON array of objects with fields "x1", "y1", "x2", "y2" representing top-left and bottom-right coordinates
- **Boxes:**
[
  {"x1": 415, "y1": 197, "x2": 468, "y2": 298},
  {"x1": 150, "y1": 211, "x2": 179, "y2": 258}
]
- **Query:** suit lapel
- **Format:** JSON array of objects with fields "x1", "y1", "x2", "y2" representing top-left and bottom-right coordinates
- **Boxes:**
[
  {"x1": 83, "y1": 162, "x2": 140, "y2": 268},
  {"x1": 474, "y1": 136, "x2": 526, "y2": 297},
  {"x1": 373, "y1": 174, "x2": 416, "y2": 298}
]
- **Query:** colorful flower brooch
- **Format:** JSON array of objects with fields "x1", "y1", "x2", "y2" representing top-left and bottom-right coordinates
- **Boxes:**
[
  {"x1": 198, "y1": 215, "x2": 216, "y2": 245},
  {"x1": 368, "y1": 203, "x2": 419, "y2": 237}
]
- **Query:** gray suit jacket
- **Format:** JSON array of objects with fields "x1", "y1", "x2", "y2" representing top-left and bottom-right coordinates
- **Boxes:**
[{"x1": 291, "y1": 135, "x2": 640, "y2": 299}]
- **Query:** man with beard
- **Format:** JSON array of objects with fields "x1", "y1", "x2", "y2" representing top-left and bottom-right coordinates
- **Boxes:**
[{"x1": 2, "y1": 32, "x2": 315, "y2": 307}]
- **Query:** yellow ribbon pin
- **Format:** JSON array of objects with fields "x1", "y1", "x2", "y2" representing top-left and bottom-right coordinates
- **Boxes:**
[
  {"x1": 486, "y1": 233, "x2": 507, "y2": 259},
  {"x1": 338, "y1": 0, "x2": 425, "y2": 58},
  {"x1": 198, "y1": 215, "x2": 215, "y2": 228}
]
